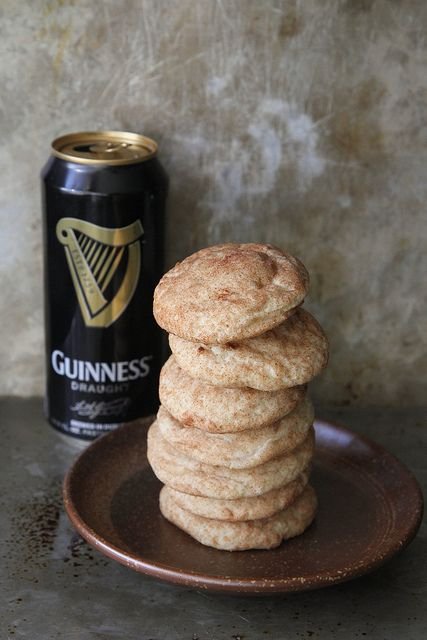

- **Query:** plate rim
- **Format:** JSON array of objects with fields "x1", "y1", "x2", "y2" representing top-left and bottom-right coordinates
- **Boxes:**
[{"x1": 63, "y1": 418, "x2": 424, "y2": 593}]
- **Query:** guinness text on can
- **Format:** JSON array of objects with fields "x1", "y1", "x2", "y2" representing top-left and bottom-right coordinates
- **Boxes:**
[{"x1": 41, "y1": 131, "x2": 168, "y2": 442}]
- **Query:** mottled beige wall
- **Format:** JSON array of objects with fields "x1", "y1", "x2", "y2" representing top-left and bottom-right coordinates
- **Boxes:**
[{"x1": 0, "y1": 0, "x2": 426, "y2": 405}]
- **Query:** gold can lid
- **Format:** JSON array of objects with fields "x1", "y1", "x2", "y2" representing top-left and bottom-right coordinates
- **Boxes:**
[{"x1": 51, "y1": 131, "x2": 157, "y2": 165}]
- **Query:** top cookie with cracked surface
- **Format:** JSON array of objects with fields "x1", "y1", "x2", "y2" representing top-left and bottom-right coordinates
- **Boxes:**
[{"x1": 153, "y1": 243, "x2": 309, "y2": 343}]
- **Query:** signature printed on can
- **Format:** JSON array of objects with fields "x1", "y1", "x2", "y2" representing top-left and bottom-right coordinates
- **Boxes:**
[{"x1": 70, "y1": 398, "x2": 131, "y2": 420}]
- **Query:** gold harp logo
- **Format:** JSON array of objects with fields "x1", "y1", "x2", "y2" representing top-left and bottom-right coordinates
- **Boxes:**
[{"x1": 56, "y1": 217, "x2": 143, "y2": 328}]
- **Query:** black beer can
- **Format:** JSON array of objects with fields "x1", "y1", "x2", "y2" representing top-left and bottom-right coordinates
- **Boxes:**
[{"x1": 41, "y1": 131, "x2": 168, "y2": 443}]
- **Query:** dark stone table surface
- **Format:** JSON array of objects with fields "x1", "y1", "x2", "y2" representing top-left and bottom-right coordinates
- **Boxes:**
[{"x1": 1, "y1": 398, "x2": 425, "y2": 639}]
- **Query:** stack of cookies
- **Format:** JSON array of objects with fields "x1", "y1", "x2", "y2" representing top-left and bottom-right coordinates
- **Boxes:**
[{"x1": 148, "y1": 243, "x2": 328, "y2": 551}]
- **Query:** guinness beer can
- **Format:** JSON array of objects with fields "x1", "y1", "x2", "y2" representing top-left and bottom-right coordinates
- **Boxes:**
[{"x1": 41, "y1": 131, "x2": 168, "y2": 443}]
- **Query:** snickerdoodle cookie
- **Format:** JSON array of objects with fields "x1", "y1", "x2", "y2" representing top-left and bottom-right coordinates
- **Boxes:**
[
  {"x1": 162, "y1": 469, "x2": 310, "y2": 521},
  {"x1": 153, "y1": 243, "x2": 309, "y2": 343},
  {"x1": 147, "y1": 421, "x2": 315, "y2": 499},
  {"x1": 160, "y1": 484, "x2": 317, "y2": 551},
  {"x1": 169, "y1": 308, "x2": 328, "y2": 391},
  {"x1": 156, "y1": 397, "x2": 313, "y2": 468},
  {"x1": 159, "y1": 356, "x2": 305, "y2": 432}
]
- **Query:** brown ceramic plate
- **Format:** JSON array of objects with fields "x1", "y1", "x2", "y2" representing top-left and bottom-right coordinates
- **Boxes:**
[{"x1": 63, "y1": 418, "x2": 423, "y2": 594}]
